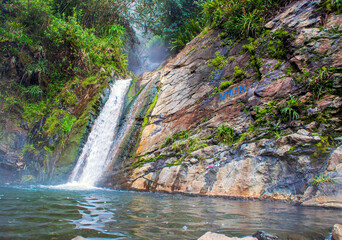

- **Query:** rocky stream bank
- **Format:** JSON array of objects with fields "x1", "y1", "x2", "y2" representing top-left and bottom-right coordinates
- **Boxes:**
[{"x1": 198, "y1": 224, "x2": 342, "y2": 239}]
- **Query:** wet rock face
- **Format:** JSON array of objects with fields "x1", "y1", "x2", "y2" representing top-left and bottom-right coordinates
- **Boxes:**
[
  {"x1": 300, "y1": 145, "x2": 342, "y2": 208},
  {"x1": 120, "y1": 0, "x2": 342, "y2": 208},
  {"x1": 0, "y1": 128, "x2": 27, "y2": 184},
  {"x1": 327, "y1": 146, "x2": 342, "y2": 171},
  {"x1": 332, "y1": 224, "x2": 342, "y2": 240},
  {"x1": 0, "y1": 131, "x2": 26, "y2": 168},
  {"x1": 129, "y1": 135, "x2": 337, "y2": 202}
]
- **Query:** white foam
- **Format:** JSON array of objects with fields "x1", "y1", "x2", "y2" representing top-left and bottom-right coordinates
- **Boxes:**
[{"x1": 41, "y1": 182, "x2": 101, "y2": 191}]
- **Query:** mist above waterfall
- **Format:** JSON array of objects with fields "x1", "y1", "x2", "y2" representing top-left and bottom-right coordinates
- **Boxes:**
[{"x1": 128, "y1": 21, "x2": 170, "y2": 76}]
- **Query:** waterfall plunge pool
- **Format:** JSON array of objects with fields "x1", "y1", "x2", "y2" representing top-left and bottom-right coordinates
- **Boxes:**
[{"x1": 0, "y1": 185, "x2": 340, "y2": 239}]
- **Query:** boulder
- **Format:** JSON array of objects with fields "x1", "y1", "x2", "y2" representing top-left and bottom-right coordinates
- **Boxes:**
[
  {"x1": 301, "y1": 165, "x2": 342, "y2": 208},
  {"x1": 71, "y1": 237, "x2": 88, "y2": 240},
  {"x1": 287, "y1": 134, "x2": 321, "y2": 144},
  {"x1": 327, "y1": 146, "x2": 342, "y2": 171},
  {"x1": 297, "y1": 129, "x2": 310, "y2": 136},
  {"x1": 190, "y1": 158, "x2": 199, "y2": 164},
  {"x1": 252, "y1": 231, "x2": 282, "y2": 240},
  {"x1": 332, "y1": 224, "x2": 342, "y2": 240},
  {"x1": 198, "y1": 232, "x2": 257, "y2": 240}
]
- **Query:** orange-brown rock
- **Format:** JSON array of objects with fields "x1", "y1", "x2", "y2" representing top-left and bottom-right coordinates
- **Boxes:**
[{"x1": 118, "y1": 0, "x2": 342, "y2": 209}]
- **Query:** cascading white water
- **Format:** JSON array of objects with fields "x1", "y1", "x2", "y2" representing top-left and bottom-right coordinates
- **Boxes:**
[{"x1": 67, "y1": 79, "x2": 131, "y2": 187}]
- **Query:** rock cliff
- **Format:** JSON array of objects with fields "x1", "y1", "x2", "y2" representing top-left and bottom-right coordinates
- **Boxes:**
[{"x1": 118, "y1": 0, "x2": 342, "y2": 208}]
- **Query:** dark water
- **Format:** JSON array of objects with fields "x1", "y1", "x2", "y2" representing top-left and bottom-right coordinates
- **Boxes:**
[{"x1": 0, "y1": 186, "x2": 341, "y2": 240}]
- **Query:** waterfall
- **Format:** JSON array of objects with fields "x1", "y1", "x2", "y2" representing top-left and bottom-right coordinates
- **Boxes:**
[{"x1": 67, "y1": 79, "x2": 131, "y2": 187}]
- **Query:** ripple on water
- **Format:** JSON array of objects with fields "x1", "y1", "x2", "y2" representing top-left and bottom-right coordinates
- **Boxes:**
[{"x1": 0, "y1": 186, "x2": 341, "y2": 240}]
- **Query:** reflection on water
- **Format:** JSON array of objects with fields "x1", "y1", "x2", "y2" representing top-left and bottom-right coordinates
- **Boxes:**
[
  {"x1": 72, "y1": 195, "x2": 116, "y2": 235},
  {"x1": 0, "y1": 186, "x2": 341, "y2": 239}
]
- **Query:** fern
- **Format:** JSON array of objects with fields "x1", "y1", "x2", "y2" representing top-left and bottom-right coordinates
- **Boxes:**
[
  {"x1": 24, "y1": 85, "x2": 43, "y2": 97},
  {"x1": 281, "y1": 107, "x2": 298, "y2": 121},
  {"x1": 170, "y1": 19, "x2": 203, "y2": 51}
]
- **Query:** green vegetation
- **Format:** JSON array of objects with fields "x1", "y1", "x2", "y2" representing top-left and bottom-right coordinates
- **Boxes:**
[
  {"x1": 131, "y1": 154, "x2": 171, "y2": 168},
  {"x1": 162, "y1": 130, "x2": 190, "y2": 148},
  {"x1": 142, "y1": 86, "x2": 161, "y2": 128},
  {"x1": 170, "y1": 19, "x2": 203, "y2": 51},
  {"x1": 250, "y1": 101, "x2": 284, "y2": 138},
  {"x1": 265, "y1": 29, "x2": 291, "y2": 59},
  {"x1": 159, "y1": 130, "x2": 210, "y2": 167},
  {"x1": 166, "y1": 157, "x2": 185, "y2": 167},
  {"x1": 206, "y1": 51, "x2": 229, "y2": 80},
  {"x1": 0, "y1": 0, "x2": 129, "y2": 176},
  {"x1": 168, "y1": 137, "x2": 209, "y2": 166},
  {"x1": 243, "y1": 38, "x2": 263, "y2": 79},
  {"x1": 23, "y1": 85, "x2": 43, "y2": 98},
  {"x1": 135, "y1": 0, "x2": 203, "y2": 51},
  {"x1": 132, "y1": 132, "x2": 210, "y2": 168},
  {"x1": 214, "y1": 123, "x2": 259, "y2": 146},
  {"x1": 215, "y1": 124, "x2": 237, "y2": 145},
  {"x1": 311, "y1": 175, "x2": 335, "y2": 187},
  {"x1": 233, "y1": 66, "x2": 246, "y2": 79},
  {"x1": 254, "y1": 101, "x2": 277, "y2": 126},
  {"x1": 274, "y1": 61, "x2": 283, "y2": 70},
  {"x1": 22, "y1": 143, "x2": 39, "y2": 156},
  {"x1": 201, "y1": 117, "x2": 209, "y2": 123},
  {"x1": 243, "y1": 38, "x2": 259, "y2": 54},
  {"x1": 135, "y1": 0, "x2": 289, "y2": 52},
  {"x1": 288, "y1": 146, "x2": 295, "y2": 154},
  {"x1": 207, "y1": 52, "x2": 228, "y2": 70},
  {"x1": 1, "y1": 1, "x2": 128, "y2": 102},
  {"x1": 43, "y1": 146, "x2": 54, "y2": 153},
  {"x1": 280, "y1": 96, "x2": 300, "y2": 122},
  {"x1": 219, "y1": 80, "x2": 234, "y2": 91},
  {"x1": 42, "y1": 110, "x2": 77, "y2": 141},
  {"x1": 21, "y1": 174, "x2": 36, "y2": 183},
  {"x1": 172, "y1": 137, "x2": 208, "y2": 154},
  {"x1": 201, "y1": 0, "x2": 284, "y2": 38},
  {"x1": 308, "y1": 67, "x2": 333, "y2": 100},
  {"x1": 311, "y1": 135, "x2": 332, "y2": 161},
  {"x1": 237, "y1": 124, "x2": 258, "y2": 143},
  {"x1": 281, "y1": 108, "x2": 298, "y2": 122},
  {"x1": 253, "y1": 97, "x2": 301, "y2": 128},
  {"x1": 22, "y1": 101, "x2": 48, "y2": 126},
  {"x1": 322, "y1": 0, "x2": 342, "y2": 14}
]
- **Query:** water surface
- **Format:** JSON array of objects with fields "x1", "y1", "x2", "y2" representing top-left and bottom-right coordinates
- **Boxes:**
[{"x1": 0, "y1": 186, "x2": 340, "y2": 239}]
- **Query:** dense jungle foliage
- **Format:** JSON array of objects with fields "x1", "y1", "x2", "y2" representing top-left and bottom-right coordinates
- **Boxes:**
[
  {"x1": 164, "y1": 0, "x2": 342, "y2": 50},
  {"x1": 0, "y1": 0, "x2": 131, "y2": 173}
]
